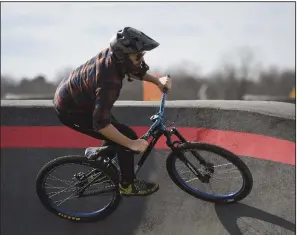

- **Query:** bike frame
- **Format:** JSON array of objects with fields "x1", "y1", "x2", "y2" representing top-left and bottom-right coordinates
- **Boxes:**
[
  {"x1": 80, "y1": 91, "x2": 210, "y2": 195},
  {"x1": 134, "y1": 92, "x2": 206, "y2": 175}
]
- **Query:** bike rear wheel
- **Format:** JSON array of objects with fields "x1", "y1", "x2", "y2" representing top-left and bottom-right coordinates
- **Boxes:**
[
  {"x1": 36, "y1": 155, "x2": 121, "y2": 222},
  {"x1": 166, "y1": 142, "x2": 253, "y2": 203}
]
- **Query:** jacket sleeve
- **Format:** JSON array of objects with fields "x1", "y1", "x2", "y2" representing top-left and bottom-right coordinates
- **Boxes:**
[{"x1": 92, "y1": 83, "x2": 119, "y2": 131}]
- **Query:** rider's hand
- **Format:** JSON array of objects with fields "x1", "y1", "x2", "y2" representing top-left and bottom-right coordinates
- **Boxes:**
[
  {"x1": 129, "y1": 139, "x2": 149, "y2": 152},
  {"x1": 157, "y1": 76, "x2": 172, "y2": 93}
]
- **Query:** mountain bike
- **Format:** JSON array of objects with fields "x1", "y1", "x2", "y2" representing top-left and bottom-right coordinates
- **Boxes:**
[{"x1": 36, "y1": 90, "x2": 253, "y2": 223}]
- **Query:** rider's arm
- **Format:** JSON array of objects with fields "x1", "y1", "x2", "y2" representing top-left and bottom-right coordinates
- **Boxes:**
[
  {"x1": 99, "y1": 124, "x2": 134, "y2": 148},
  {"x1": 130, "y1": 73, "x2": 161, "y2": 86},
  {"x1": 142, "y1": 73, "x2": 161, "y2": 85},
  {"x1": 93, "y1": 84, "x2": 133, "y2": 149}
]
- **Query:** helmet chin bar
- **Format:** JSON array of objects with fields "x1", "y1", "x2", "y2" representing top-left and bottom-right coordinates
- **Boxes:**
[
  {"x1": 129, "y1": 61, "x2": 149, "y2": 80},
  {"x1": 125, "y1": 61, "x2": 149, "y2": 82},
  {"x1": 110, "y1": 47, "x2": 150, "y2": 81}
]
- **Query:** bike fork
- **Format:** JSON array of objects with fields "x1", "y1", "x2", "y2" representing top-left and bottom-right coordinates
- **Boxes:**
[
  {"x1": 172, "y1": 128, "x2": 207, "y2": 165},
  {"x1": 174, "y1": 150, "x2": 209, "y2": 182}
]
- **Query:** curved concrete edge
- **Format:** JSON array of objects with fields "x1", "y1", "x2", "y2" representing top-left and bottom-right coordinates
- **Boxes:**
[{"x1": 1, "y1": 99, "x2": 295, "y2": 120}]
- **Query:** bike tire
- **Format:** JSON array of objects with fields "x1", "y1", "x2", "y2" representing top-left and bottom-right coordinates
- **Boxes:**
[
  {"x1": 36, "y1": 155, "x2": 122, "y2": 222},
  {"x1": 166, "y1": 142, "x2": 253, "y2": 204}
]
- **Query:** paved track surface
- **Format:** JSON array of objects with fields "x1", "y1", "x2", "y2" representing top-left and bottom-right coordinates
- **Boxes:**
[{"x1": 1, "y1": 149, "x2": 295, "y2": 235}]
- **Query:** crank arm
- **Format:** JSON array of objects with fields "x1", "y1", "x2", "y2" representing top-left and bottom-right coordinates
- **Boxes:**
[{"x1": 78, "y1": 186, "x2": 116, "y2": 197}]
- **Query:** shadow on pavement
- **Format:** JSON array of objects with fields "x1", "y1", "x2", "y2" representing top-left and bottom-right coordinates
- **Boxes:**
[{"x1": 215, "y1": 202, "x2": 295, "y2": 235}]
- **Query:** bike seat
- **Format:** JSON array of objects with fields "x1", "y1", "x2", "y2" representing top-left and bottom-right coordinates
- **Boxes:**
[{"x1": 85, "y1": 146, "x2": 116, "y2": 160}]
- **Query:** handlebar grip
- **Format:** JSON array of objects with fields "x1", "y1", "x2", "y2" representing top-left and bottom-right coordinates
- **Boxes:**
[
  {"x1": 162, "y1": 74, "x2": 171, "y2": 93},
  {"x1": 163, "y1": 87, "x2": 169, "y2": 93}
]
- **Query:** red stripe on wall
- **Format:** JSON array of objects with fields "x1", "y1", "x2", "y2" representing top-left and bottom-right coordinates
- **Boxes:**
[{"x1": 1, "y1": 126, "x2": 295, "y2": 165}]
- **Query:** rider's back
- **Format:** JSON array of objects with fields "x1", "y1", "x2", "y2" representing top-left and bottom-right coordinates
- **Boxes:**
[{"x1": 54, "y1": 47, "x2": 123, "y2": 114}]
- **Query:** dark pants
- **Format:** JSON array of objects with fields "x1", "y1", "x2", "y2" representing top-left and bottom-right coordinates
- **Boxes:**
[{"x1": 55, "y1": 108, "x2": 137, "y2": 184}]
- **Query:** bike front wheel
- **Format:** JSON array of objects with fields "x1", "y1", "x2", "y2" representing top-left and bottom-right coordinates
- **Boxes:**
[
  {"x1": 36, "y1": 155, "x2": 121, "y2": 222},
  {"x1": 166, "y1": 142, "x2": 253, "y2": 203}
]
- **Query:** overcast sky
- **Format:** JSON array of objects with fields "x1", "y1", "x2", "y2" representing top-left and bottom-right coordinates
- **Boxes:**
[{"x1": 1, "y1": 1, "x2": 295, "y2": 81}]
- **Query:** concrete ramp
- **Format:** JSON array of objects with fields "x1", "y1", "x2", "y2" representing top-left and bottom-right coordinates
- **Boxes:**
[{"x1": 1, "y1": 100, "x2": 295, "y2": 235}]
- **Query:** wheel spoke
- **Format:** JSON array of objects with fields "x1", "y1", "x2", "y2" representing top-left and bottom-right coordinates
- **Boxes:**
[
  {"x1": 185, "y1": 177, "x2": 198, "y2": 183},
  {"x1": 47, "y1": 175, "x2": 75, "y2": 186},
  {"x1": 54, "y1": 192, "x2": 78, "y2": 206},
  {"x1": 45, "y1": 183, "x2": 67, "y2": 189},
  {"x1": 48, "y1": 185, "x2": 77, "y2": 198}
]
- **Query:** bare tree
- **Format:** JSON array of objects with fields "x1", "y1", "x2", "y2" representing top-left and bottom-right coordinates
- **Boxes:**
[{"x1": 1, "y1": 75, "x2": 17, "y2": 98}]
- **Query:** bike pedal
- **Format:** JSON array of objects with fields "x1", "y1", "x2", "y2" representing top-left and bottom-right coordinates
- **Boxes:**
[
  {"x1": 85, "y1": 146, "x2": 116, "y2": 160},
  {"x1": 85, "y1": 147, "x2": 101, "y2": 160}
]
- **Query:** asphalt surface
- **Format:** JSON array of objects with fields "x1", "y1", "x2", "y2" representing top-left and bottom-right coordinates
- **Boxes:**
[{"x1": 1, "y1": 149, "x2": 295, "y2": 235}]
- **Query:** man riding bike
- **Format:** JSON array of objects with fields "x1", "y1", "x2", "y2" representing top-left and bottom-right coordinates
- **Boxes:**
[{"x1": 53, "y1": 27, "x2": 172, "y2": 196}]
